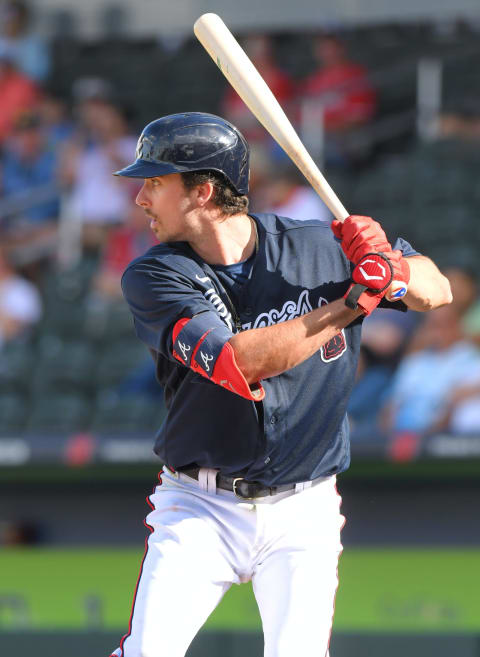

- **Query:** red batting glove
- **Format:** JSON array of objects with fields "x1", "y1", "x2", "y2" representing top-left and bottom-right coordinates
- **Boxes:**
[
  {"x1": 345, "y1": 251, "x2": 410, "y2": 315},
  {"x1": 384, "y1": 249, "x2": 410, "y2": 301},
  {"x1": 331, "y1": 215, "x2": 392, "y2": 264}
]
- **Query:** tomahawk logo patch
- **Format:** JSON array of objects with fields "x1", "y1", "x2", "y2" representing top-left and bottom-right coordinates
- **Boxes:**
[{"x1": 318, "y1": 296, "x2": 347, "y2": 362}]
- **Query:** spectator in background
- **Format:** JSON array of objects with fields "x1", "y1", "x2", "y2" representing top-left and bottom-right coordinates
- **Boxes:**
[
  {"x1": 248, "y1": 144, "x2": 331, "y2": 222},
  {"x1": 0, "y1": 245, "x2": 42, "y2": 349},
  {"x1": 85, "y1": 201, "x2": 159, "y2": 398},
  {"x1": 221, "y1": 34, "x2": 294, "y2": 146},
  {"x1": 91, "y1": 202, "x2": 154, "y2": 301},
  {"x1": 259, "y1": 162, "x2": 331, "y2": 222},
  {"x1": 60, "y1": 78, "x2": 137, "y2": 248},
  {"x1": 0, "y1": 111, "x2": 60, "y2": 274},
  {"x1": 84, "y1": 201, "x2": 152, "y2": 336},
  {"x1": 300, "y1": 32, "x2": 376, "y2": 167},
  {"x1": 37, "y1": 88, "x2": 74, "y2": 147},
  {"x1": 1, "y1": 111, "x2": 60, "y2": 224},
  {"x1": 0, "y1": 41, "x2": 38, "y2": 144},
  {"x1": 405, "y1": 265, "x2": 478, "y2": 354},
  {"x1": 380, "y1": 304, "x2": 480, "y2": 440},
  {"x1": 445, "y1": 265, "x2": 480, "y2": 348},
  {"x1": 0, "y1": 0, "x2": 50, "y2": 82},
  {"x1": 348, "y1": 307, "x2": 420, "y2": 441},
  {"x1": 437, "y1": 111, "x2": 480, "y2": 141}
]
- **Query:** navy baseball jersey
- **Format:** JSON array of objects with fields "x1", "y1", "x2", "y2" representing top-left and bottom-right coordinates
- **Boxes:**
[{"x1": 122, "y1": 213, "x2": 417, "y2": 486}]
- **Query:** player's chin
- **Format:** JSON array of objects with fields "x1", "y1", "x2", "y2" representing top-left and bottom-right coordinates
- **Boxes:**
[
  {"x1": 150, "y1": 221, "x2": 164, "y2": 237},
  {"x1": 150, "y1": 225, "x2": 174, "y2": 243}
]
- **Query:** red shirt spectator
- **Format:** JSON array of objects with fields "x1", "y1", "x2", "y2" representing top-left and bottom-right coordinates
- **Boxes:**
[
  {"x1": 0, "y1": 47, "x2": 38, "y2": 143},
  {"x1": 301, "y1": 34, "x2": 376, "y2": 132},
  {"x1": 221, "y1": 34, "x2": 294, "y2": 143},
  {"x1": 92, "y1": 204, "x2": 155, "y2": 300}
]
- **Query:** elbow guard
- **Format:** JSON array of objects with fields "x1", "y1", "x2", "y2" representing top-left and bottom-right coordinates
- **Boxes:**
[{"x1": 172, "y1": 314, "x2": 265, "y2": 402}]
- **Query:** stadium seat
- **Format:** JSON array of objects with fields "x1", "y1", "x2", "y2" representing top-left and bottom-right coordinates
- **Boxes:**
[
  {"x1": 0, "y1": 343, "x2": 35, "y2": 395},
  {"x1": 94, "y1": 340, "x2": 150, "y2": 389},
  {"x1": 31, "y1": 340, "x2": 97, "y2": 395},
  {"x1": 25, "y1": 394, "x2": 92, "y2": 434},
  {"x1": 85, "y1": 300, "x2": 136, "y2": 342},
  {"x1": 0, "y1": 393, "x2": 27, "y2": 435},
  {"x1": 91, "y1": 393, "x2": 166, "y2": 433}
]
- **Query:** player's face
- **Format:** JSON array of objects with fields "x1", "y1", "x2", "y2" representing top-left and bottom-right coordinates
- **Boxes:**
[{"x1": 136, "y1": 174, "x2": 197, "y2": 242}]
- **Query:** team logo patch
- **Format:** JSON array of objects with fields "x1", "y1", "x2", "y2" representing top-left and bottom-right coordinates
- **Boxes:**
[
  {"x1": 318, "y1": 297, "x2": 347, "y2": 363},
  {"x1": 322, "y1": 332, "x2": 347, "y2": 361}
]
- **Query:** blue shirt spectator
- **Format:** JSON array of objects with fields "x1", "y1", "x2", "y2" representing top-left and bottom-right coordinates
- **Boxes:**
[
  {"x1": 1, "y1": 112, "x2": 60, "y2": 224},
  {"x1": 0, "y1": 1, "x2": 51, "y2": 82}
]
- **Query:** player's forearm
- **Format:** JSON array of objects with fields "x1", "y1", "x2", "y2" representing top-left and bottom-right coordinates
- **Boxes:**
[
  {"x1": 230, "y1": 299, "x2": 362, "y2": 383},
  {"x1": 401, "y1": 256, "x2": 452, "y2": 312}
]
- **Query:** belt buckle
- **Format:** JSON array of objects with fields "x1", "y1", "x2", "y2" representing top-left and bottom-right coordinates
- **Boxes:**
[{"x1": 232, "y1": 477, "x2": 255, "y2": 500}]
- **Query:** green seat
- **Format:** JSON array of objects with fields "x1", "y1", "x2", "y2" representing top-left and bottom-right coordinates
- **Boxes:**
[
  {"x1": 31, "y1": 339, "x2": 97, "y2": 394},
  {"x1": 0, "y1": 343, "x2": 35, "y2": 394},
  {"x1": 91, "y1": 393, "x2": 166, "y2": 433},
  {"x1": 85, "y1": 300, "x2": 135, "y2": 342},
  {"x1": 25, "y1": 393, "x2": 92, "y2": 434},
  {"x1": 95, "y1": 340, "x2": 149, "y2": 389},
  {"x1": 0, "y1": 393, "x2": 27, "y2": 434}
]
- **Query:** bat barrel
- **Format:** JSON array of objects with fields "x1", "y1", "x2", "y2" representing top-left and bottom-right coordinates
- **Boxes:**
[{"x1": 194, "y1": 13, "x2": 349, "y2": 222}]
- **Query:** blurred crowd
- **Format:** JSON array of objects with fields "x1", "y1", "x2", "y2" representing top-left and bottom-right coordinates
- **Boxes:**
[{"x1": 1, "y1": 0, "x2": 480, "y2": 450}]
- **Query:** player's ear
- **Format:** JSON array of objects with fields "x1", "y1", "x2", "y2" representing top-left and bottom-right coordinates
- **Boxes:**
[{"x1": 194, "y1": 181, "x2": 215, "y2": 207}]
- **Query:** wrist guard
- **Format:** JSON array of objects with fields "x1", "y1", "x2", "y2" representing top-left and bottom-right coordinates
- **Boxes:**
[{"x1": 345, "y1": 252, "x2": 395, "y2": 315}]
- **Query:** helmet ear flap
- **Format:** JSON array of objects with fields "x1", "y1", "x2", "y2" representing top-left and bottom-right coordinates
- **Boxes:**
[{"x1": 114, "y1": 112, "x2": 250, "y2": 196}]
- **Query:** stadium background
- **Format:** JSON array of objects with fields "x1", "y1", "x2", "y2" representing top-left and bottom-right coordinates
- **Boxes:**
[{"x1": 1, "y1": 1, "x2": 480, "y2": 655}]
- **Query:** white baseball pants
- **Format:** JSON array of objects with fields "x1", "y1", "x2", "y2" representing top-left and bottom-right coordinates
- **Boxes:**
[{"x1": 110, "y1": 469, "x2": 344, "y2": 657}]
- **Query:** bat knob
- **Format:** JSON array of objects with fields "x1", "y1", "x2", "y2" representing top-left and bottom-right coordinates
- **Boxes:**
[{"x1": 385, "y1": 280, "x2": 408, "y2": 302}]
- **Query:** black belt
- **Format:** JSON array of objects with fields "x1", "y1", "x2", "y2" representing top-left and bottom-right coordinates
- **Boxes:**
[{"x1": 177, "y1": 467, "x2": 314, "y2": 500}]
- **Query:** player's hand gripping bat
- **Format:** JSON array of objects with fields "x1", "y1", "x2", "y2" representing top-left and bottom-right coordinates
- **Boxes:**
[{"x1": 193, "y1": 13, "x2": 408, "y2": 303}]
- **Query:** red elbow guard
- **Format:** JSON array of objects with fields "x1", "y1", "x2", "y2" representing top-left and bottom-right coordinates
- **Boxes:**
[{"x1": 172, "y1": 316, "x2": 265, "y2": 402}]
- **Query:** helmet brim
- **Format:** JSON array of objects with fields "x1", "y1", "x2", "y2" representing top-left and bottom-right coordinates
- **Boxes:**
[{"x1": 113, "y1": 159, "x2": 188, "y2": 178}]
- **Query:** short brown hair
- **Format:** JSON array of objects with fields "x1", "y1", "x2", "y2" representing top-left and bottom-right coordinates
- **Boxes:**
[{"x1": 181, "y1": 171, "x2": 249, "y2": 216}]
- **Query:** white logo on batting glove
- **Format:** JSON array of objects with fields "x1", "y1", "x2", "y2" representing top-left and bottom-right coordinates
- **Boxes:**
[{"x1": 359, "y1": 259, "x2": 386, "y2": 281}]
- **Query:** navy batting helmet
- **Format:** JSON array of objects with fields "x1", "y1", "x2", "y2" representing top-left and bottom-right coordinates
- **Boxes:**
[{"x1": 114, "y1": 112, "x2": 249, "y2": 195}]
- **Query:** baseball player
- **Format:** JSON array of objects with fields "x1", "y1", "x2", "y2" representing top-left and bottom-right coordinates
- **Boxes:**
[{"x1": 109, "y1": 112, "x2": 451, "y2": 657}]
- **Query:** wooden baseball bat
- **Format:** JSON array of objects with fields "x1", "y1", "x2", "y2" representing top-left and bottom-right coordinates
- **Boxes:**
[
  {"x1": 193, "y1": 13, "x2": 407, "y2": 300},
  {"x1": 194, "y1": 12, "x2": 348, "y2": 222}
]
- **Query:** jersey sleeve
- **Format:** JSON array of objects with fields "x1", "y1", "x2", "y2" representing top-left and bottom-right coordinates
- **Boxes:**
[
  {"x1": 392, "y1": 237, "x2": 420, "y2": 258},
  {"x1": 121, "y1": 261, "x2": 216, "y2": 358},
  {"x1": 121, "y1": 259, "x2": 264, "y2": 401}
]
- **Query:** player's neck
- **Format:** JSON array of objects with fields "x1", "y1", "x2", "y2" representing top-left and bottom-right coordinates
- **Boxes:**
[{"x1": 188, "y1": 213, "x2": 256, "y2": 266}]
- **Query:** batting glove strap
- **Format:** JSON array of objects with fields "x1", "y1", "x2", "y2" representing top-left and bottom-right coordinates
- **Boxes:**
[{"x1": 345, "y1": 252, "x2": 394, "y2": 314}]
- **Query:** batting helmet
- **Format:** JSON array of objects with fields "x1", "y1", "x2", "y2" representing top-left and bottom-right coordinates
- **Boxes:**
[{"x1": 114, "y1": 112, "x2": 250, "y2": 195}]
